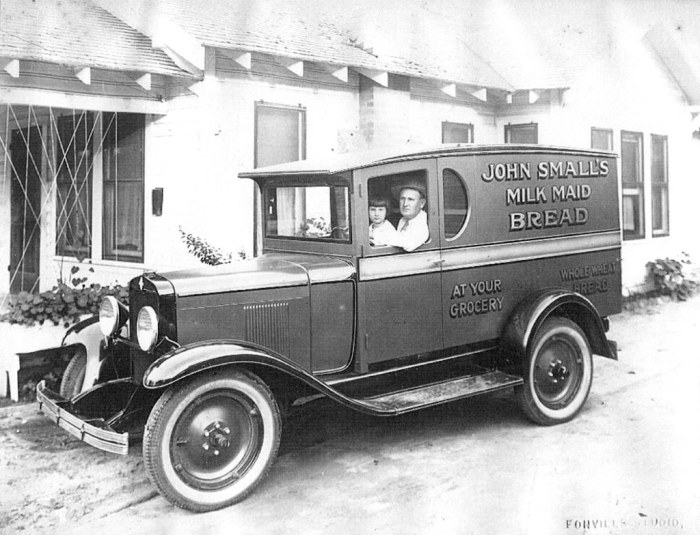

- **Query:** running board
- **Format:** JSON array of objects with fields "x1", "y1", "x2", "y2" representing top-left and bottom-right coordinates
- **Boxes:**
[{"x1": 356, "y1": 370, "x2": 523, "y2": 414}]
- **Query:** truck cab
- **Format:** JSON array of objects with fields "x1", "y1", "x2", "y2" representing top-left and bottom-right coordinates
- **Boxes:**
[{"x1": 37, "y1": 144, "x2": 621, "y2": 512}]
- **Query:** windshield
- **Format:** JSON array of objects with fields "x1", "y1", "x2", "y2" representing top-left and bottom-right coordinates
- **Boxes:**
[{"x1": 264, "y1": 185, "x2": 351, "y2": 242}]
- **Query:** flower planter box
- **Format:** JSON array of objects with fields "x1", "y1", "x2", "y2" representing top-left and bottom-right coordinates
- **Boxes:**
[{"x1": 0, "y1": 322, "x2": 67, "y2": 401}]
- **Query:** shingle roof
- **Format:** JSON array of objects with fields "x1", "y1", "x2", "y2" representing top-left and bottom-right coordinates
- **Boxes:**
[
  {"x1": 0, "y1": 0, "x2": 192, "y2": 77},
  {"x1": 3, "y1": 0, "x2": 698, "y2": 95},
  {"x1": 150, "y1": 0, "x2": 617, "y2": 91},
  {"x1": 138, "y1": 0, "x2": 515, "y2": 90}
]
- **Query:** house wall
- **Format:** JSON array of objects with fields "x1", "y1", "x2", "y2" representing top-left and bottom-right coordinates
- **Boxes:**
[
  {"x1": 408, "y1": 82, "x2": 499, "y2": 144},
  {"x1": 0, "y1": 62, "x2": 174, "y2": 297},
  {"x1": 493, "y1": 36, "x2": 698, "y2": 293},
  {"x1": 0, "y1": 53, "x2": 366, "y2": 293},
  {"x1": 117, "y1": 55, "x2": 514, "y2": 276},
  {"x1": 134, "y1": 51, "x2": 365, "y2": 270},
  {"x1": 2, "y1": 27, "x2": 699, "y2": 298}
]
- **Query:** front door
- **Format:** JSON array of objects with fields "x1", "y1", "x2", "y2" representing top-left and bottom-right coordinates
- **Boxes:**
[
  {"x1": 355, "y1": 159, "x2": 444, "y2": 370},
  {"x1": 9, "y1": 127, "x2": 42, "y2": 293}
]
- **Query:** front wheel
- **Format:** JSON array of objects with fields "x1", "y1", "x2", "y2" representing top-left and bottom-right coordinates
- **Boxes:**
[
  {"x1": 59, "y1": 347, "x2": 87, "y2": 399},
  {"x1": 143, "y1": 369, "x2": 281, "y2": 512},
  {"x1": 518, "y1": 317, "x2": 593, "y2": 425}
]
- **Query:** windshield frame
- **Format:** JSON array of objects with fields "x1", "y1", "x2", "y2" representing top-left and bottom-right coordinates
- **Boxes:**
[{"x1": 258, "y1": 173, "x2": 356, "y2": 256}]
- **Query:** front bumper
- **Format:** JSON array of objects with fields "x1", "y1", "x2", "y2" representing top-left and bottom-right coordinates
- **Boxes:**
[{"x1": 36, "y1": 380, "x2": 129, "y2": 455}]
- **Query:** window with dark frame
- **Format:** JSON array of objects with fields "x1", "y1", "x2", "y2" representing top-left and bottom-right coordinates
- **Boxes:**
[
  {"x1": 621, "y1": 131, "x2": 644, "y2": 240},
  {"x1": 591, "y1": 127, "x2": 613, "y2": 151},
  {"x1": 651, "y1": 134, "x2": 669, "y2": 237},
  {"x1": 102, "y1": 113, "x2": 145, "y2": 262},
  {"x1": 55, "y1": 112, "x2": 94, "y2": 259},
  {"x1": 504, "y1": 123, "x2": 538, "y2": 144},
  {"x1": 442, "y1": 169, "x2": 469, "y2": 239},
  {"x1": 442, "y1": 121, "x2": 474, "y2": 144},
  {"x1": 255, "y1": 102, "x2": 306, "y2": 168}
]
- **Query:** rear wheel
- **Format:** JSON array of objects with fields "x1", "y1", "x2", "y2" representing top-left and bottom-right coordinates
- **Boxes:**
[
  {"x1": 518, "y1": 317, "x2": 593, "y2": 425},
  {"x1": 143, "y1": 369, "x2": 281, "y2": 512},
  {"x1": 59, "y1": 347, "x2": 87, "y2": 399}
]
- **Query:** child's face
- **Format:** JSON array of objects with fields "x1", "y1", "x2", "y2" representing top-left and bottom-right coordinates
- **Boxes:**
[{"x1": 369, "y1": 205, "x2": 387, "y2": 225}]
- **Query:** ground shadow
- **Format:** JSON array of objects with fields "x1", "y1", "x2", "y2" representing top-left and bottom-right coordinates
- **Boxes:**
[{"x1": 279, "y1": 388, "x2": 527, "y2": 456}]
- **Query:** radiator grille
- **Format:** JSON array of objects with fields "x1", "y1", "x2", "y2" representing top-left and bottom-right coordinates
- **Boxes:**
[{"x1": 244, "y1": 302, "x2": 290, "y2": 355}]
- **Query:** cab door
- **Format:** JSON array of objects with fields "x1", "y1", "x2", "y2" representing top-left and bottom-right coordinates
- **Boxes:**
[{"x1": 355, "y1": 159, "x2": 444, "y2": 371}]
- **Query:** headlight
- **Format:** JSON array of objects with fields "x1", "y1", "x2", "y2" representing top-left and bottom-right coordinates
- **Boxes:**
[
  {"x1": 136, "y1": 306, "x2": 159, "y2": 352},
  {"x1": 99, "y1": 296, "x2": 123, "y2": 337}
]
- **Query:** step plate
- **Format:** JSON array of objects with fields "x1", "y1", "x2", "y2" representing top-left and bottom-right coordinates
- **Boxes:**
[{"x1": 360, "y1": 371, "x2": 523, "y2": 414}]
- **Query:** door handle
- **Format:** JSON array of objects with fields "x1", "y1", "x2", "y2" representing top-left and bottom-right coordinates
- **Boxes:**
[{"x1": 430, "y1": 258, "x2": 445, "y2": 266}]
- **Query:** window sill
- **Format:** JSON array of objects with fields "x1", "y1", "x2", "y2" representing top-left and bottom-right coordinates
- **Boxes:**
[{"x1": 53, "y1": 256, "x2": 146, "y2": 269}]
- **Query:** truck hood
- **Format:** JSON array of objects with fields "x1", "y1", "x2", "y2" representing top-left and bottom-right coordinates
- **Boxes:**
[{"x1": 160, "y1": 254, "x2": 355, "y2": 297}]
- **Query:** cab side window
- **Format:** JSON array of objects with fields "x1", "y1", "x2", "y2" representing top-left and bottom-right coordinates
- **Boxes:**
[
  {"x1": 367, "y1": 171, "x2": 430, "y2": 251},
  {"x1": 442, "y1": 169, "x2": 469, "y2": 240}
]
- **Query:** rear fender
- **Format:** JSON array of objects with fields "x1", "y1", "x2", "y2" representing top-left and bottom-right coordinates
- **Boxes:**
[{"x1": 501, "y1": 288, "x2": 616, "y2": 367}]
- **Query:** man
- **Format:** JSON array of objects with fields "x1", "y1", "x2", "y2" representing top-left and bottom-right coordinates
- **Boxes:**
[{"x1": 382, "y1": 180, "x2": 429, "y2": 252}]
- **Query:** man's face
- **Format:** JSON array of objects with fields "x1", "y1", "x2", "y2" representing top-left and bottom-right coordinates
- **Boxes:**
[
  {"x1": 399, "y1": 188, "x2": 425, "y2": 219},
  {"x1": 369, "y1": 206, "x2": 387, "y2": 225}
]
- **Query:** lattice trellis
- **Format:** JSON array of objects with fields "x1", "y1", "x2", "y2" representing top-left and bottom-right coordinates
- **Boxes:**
[{"x1": 1, "y1": 104, "x2": 117, "y2": 305}]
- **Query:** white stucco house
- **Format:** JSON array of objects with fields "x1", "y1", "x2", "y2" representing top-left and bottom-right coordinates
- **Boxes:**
[{"x1": 1, "y1": 0, "x2": 699, "y2": 305}]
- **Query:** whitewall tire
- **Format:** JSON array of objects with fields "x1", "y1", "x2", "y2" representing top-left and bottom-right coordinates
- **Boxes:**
[
  {"x1": 143, "y1": 368, "x2": 281, "y2": 512},
  {"x1": 518, "y1": 317, "x2": 593, "y2": 425}
]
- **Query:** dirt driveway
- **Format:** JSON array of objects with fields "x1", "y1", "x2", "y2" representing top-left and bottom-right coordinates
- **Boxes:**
[{"x1": 1, "y1": 294, "x2": 699, "y2": 535}]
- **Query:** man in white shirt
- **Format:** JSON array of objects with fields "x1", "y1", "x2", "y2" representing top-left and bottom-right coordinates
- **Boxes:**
[{"x1": 384, "y1": 181, "x2": 429, "y2": 252}]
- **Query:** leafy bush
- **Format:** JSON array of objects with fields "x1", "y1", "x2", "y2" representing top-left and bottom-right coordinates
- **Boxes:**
[
  {"x1": 0, "y1": 265, "x2": 129, "y2": 327},
  {"x1": 20, "y1": 371, "x2": 60, "y2": 402},
  {"x1": 646, "y1": 253, "x2": 698, "y2": 301},
  {"x1": 297, "y1": 217, "x2": 331, "y2": 238},
  {"x1": 179, "y1": 227, "x2": 245, "y2": 265}
]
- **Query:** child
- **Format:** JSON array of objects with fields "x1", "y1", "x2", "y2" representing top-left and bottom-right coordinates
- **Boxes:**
[{"x1": 368, "y1": 196, "x2": 398, "y2": 247}]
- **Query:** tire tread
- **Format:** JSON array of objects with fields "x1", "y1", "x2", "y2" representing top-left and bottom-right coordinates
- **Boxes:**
[{"x1": 59, "y1": 348, "x2": 87, "y2": 399}]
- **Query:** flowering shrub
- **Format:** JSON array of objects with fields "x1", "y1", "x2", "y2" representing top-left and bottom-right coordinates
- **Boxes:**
[
  {"x1": 0, "y1": 265, "x2": 129, "y2": 327},
  {"x1": 646, "y1": 253, "x2": 698, "y2": 301},
  {"x1": 179, "y1": 227, "x2": 245, "y2": 266},
  {"x1": 297, "y1": 217, "x2": 331, "y2": 238}
]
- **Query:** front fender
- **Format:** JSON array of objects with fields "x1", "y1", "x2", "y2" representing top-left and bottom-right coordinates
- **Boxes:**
[
  {"x1": 142, "y1": 340, "x2": 396, "y2": 416},
  {"x1": 62, "y1": 315, "x2": 100, "y2": 343},
  {"x1": 62, "y1": 316, "x2": 103, "y2": 392},
  {"x1": 501, "y1": 288, "x2": 616, "y2": 365},
  {"x1": 62, "y1": 316, "x2": 130, "y2": 392},
  {"x1": 143, "y1": 340, "x2": 306, "y2": 389}
]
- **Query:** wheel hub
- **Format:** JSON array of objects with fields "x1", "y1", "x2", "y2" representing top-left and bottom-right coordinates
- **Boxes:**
[
  {"x1": 168, "y1": 389, "x2": 265, "y2": 491},
  {"x1": 202, "y1": 421, "x2": 231, "y2": 454},
  {"x1": 532, "y1": 333, "x2": 585, "y2": 408},
  {"x1": 547, "y1": 359, "x2": 570, "y2": 383}
]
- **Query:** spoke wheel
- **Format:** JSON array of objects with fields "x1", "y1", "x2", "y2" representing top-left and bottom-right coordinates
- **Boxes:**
[
  {"x1": 143, "y1": 369, "x2": 281, "y2": 512},
  {"x1": 518, "y1": 317, "x2": 592, "y2": 425},
  {"x1": 59, "y1": 347, "x2": 87, "y2": 399}
]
